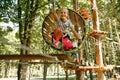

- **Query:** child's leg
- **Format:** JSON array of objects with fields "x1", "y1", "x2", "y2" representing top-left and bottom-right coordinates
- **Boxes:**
[{"x1": 62, "y1": 37, "x2": 73, "y2": 50}]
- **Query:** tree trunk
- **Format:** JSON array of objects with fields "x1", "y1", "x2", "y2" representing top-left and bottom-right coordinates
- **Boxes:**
[
  {"x1": 17, "y1": 0, "x2": 30, "y2": 79},
  {"x1": 73, "y1": 0, "x2": 78, "y2": 11},
  {"x1": 18, "y1": 60, "x2": 28, "y2": 80},
  {"x1": 75, "y1": 51, "x2": 84, "y2": 80},
  {"x1": 73, "y1": 0, "x2": 85, "y2": 80},
  {"x1": 17, "y1": 0, "x2": 39, "y2": 80},
  {"x1": 75, "y1": 70, "x2": 84, "y2": 80},
  {"x1": 43, "y1": 64, "x2": 48, "y2": 80},
  {"x1": 65, "y1": 70, "x2": 68, "y2": 80},
  {"x1": 89, "y1": 70, "x2": 93, "y2": 80}
]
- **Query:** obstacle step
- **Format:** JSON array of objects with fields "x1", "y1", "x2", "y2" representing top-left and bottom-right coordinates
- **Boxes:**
[{"x1": 88, "y1": 30, "x2": 107, "y2": 38}]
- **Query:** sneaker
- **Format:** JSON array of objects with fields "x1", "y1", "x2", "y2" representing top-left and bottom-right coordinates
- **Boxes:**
[{"x1": 71, "y1": 52, "x2": 78, "y2": 58}]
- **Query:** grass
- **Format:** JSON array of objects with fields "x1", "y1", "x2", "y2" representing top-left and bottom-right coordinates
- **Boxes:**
[{"x1": 0, "y1": 75, "x2": 76, "y2": 80}]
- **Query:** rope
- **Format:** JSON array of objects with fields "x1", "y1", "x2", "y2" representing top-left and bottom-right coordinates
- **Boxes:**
[
  {"x1": 0, "y1": 38, "x2": 55, "y2": 60},
  {"x1": 0, "y1": 38, "x2": 80, "y2": 66}
]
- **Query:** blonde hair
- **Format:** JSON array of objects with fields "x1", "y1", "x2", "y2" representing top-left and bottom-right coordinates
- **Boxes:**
[
  {"x1": 60, "y1": 8, "x2": 68, "y2": 13},
  {"x1": 60, "y1": 8, "x2": 69, "y2": 19}
]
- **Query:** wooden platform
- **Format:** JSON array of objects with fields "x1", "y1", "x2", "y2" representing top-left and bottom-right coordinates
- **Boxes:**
[
  {"x1": 62, "y1": 65, "x2": 114, "y2": 71},
  {"x1": 88, "y1": 30, "x2": 107, "y2": 38}
]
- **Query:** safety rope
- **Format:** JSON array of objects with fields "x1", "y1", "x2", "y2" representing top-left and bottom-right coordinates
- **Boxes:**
[
  {"x1": 0, "y1": 38, "x2": 80, "y2": 66},
  {"x1": 0, "y1": 37, "x2": 55, "y2": 60}
]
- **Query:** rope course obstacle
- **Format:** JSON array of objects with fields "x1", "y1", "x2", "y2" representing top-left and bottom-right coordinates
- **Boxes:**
[{"x1": 42, "y1": 9, "x2": 85, "y2": 51}]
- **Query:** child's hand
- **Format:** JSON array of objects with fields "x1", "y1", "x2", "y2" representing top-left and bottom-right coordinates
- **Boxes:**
[{"x1": 63, "y1": 33, "x2": 68, "y2": 37}]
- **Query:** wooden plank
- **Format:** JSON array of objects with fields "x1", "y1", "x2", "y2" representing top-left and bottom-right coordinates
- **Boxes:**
[
  {"x1": 88, "y1": 30, "x2": 107, "y2": 37},
  {"x1": 43, "y1": 31, "x2": 52, "y2": 44},
  {"x1": 45, "y1": 17, "x2": 56, "y2": 30},
  {"x1": 43, "y1": 22, "x2": 51, "y2": 33},
  {"x1": 62, "y1": 65, "x2": 114, "y2": 71},
  {"x1": 29, "y1": 61, "x2": 61, "y2": 64},
  {"x1": 49, "y1": 13, "x2": 57, "y2": 22},
  {"x1": 0, "y1": 55, "x2": 54, "y2": 60},
  {"x1": 0, "y1": 54, "x2": 74, "y2": 61},
  {"x1": 69, "y1": 10, "x2": 76, "y2": 25}
]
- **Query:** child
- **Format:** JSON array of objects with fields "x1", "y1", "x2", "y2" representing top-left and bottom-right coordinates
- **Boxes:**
[{"x1": 52, "y1": 8, "x2": 80, "y2": 50}]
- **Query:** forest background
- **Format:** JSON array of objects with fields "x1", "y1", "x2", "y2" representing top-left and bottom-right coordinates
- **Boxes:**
[{"x1": 0, "y1": 0, "x2": 120, "y2": 80}]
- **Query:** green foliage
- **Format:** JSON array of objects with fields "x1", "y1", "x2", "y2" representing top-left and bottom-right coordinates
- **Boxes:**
[
  {"x1": 0, "y1": 27, "x2": 13, "y2": 37},
  {"x1": 0, "y1": 0, "x2": 13, "y2": 22},
  {"x1": 0, "y1": 26, "x2": 16, "y2": 55},
  {"x1": 0, "y1": 0, "x2": 120, "y2": 78},
  {"x1": 116, "y1": 50, "x2": 120, "y2": 65}
]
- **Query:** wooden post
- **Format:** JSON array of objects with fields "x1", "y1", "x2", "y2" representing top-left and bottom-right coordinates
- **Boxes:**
[
  {"x1": 73, "y1": 0, "x2": 85, "y2": 80},
  {"x1": 119, "y1": 39, "x2": 120, "y2": 50},
  {"x1": 73, "y1": 0, "x2": 78, "y2": 11},
  {"x1": 90, "y1": 0, "x2": 105, "y2": 80}
]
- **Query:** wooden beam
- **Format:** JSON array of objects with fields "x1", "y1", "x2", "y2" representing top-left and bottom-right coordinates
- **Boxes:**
[
  {"x1": 62, "y1": 65, "x2": 114, "y2": 71},
  {"x1": 89, "y1": 30, "x2": 107, "y2": 37},
  {"x1": 90, "y1": 0, "x2": 105, "y2": 79},
  {"x1": 0, "y1": 55, "x2": 54, "y2": 60},
  {"x1": 29, "y1": 61, "x2": 61, "y2": 64},
  {"x1": 0, "y1": 54, "x2": 74, "y2": 61}
]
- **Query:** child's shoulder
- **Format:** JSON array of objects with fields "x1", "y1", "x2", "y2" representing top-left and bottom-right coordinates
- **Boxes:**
[{"x1": 66, "y1": 20, "x2": 72, "y2": 26}]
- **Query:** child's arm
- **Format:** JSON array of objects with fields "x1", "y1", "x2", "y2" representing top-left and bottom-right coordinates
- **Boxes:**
[{"x1": 70, "y1": 26, "x2": 80, "y2": 40}]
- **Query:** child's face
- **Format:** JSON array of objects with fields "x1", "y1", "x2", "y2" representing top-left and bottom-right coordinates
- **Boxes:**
[
  {"x1": 60, "y1": 9, "x2": 68, "y2": 21},
  {"x1": 60, "y1": 9, "x2": 68, "y2": 18}
]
